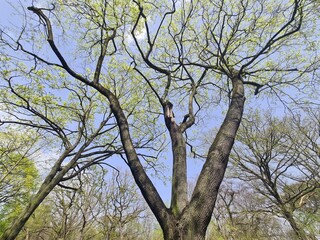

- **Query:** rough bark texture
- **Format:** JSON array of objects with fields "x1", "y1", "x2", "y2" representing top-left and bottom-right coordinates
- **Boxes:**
[
  {"x1": 93, "y1": 84, "x2": 172, "y2": 232},
  {"x1": 159, "y1": 77, "x2": 245, "y2": 239},
  {"x1": 164, "y1": 101, "x2": 188, "y2": 216}
]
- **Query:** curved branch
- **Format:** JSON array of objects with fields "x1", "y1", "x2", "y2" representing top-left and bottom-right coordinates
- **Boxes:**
[
  {"x1": 27, "y1": 6, "x2": 91, "y2": 85},
  {"x1": 239, "y1": 0, "x2": 303, "y2": 73}
]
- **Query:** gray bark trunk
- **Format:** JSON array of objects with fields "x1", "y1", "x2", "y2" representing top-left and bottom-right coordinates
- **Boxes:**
[
  {"x1": 164, "y1": 101, "x2": 188, "y2": 216},
  {"x1": 161, "y1": 77, "x2": 245, "y2": 239}
]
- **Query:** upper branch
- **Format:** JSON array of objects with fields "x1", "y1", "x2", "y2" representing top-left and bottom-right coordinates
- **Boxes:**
[
  {"x1": 93, "y1": 28, "x2": 116, "y2": 84},
  {"x1": 239, "y1": 0, "x2": 303, "y2": 73},
  {"x1": 27, "y1": 6, "x2": 91, "y2": 85},
  {"x1": 243, "y1": 80, "x2": 264, "y2": 95},
  {"x1": 131, "y1": 1, "x2": 175, "y2": 102}
]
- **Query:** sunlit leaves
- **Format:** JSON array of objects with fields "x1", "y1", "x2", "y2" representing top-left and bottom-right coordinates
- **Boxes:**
[{"x1": 0, "y1": 131, "x2": 39, "y2": 234}]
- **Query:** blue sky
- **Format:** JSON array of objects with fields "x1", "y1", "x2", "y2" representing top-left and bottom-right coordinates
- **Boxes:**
[
  {"x1": 0, "y1": 0, "x2": 190, "y2": 202},
  {"x1": 1, "y1": 0, "x2": 319, "y2": 205}
]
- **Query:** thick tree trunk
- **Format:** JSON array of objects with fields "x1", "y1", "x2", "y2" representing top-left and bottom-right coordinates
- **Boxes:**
[
  {"x1": 161, "y1": 216, "x2": 207, "y2": 240},
  {"x1": 170, "y1": 124, "x2": 188, "y2": 215},
  {"x1": 181, "y1": 77, "x2": 245, "y2": 236},
  {"x1": 164, "y1": 101, "x2": 188, "y2": 216},
  {"x1": 95, "y1": 85, "x2": 172, "y2": 231},
  {"x1": 161, "y1": 77, "x2": 245, "y2": 240}
]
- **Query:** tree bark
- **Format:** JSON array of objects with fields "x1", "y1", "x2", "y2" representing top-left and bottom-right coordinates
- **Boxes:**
[
  {"x1": 160, "y1": 76, "x2": 245, "y2": 239},
  {"x1": 93, "y1": 84, "x2": 172, "y2": 232},
  {"x1": 164, "y1": 101, "x2": 188, "y2": 216},
  {"x1": 182, "y1": 77, "x2": 245, "y2": 237}
]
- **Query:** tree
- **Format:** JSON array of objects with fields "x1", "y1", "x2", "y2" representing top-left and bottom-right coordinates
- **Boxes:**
[
  {"x1": 209, "y1": 181, "x2": 297, "y2": 239},
  {"x1": 294, "y1": 188, "x2": 320, "y2": 238},
  {"x1": 230, "y1": 111, "x2": 320, "y2": 239},
  {"x1": 0, "y1": 22, "x2": 122, "y2": 238},
  {"x1": 0, "y1": 130, "x2": 39, "y2": 234},
  {"x1": 96, "y1": 171, "x2": 149, "y2": 240},
  {"x1": 17, "y1": 168, "x2": 152, "y2": 240},
  {"x1": 0, "y1": 0, "x2": 318, "y2": 239}
]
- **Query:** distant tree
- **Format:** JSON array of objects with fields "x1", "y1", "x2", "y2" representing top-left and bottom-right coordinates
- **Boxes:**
[
  {"x1": 230, "y1": 111, "x2": 320, "y2": 239},
  {"x1": 17, "y1": 168, "x2": 154, "y2": 240},
  {"x1": 0, "y1": 60, "x2": 122, "y2": 238},
  {"x1": 285, "y1": 184, "x2": 320, "y2": 239},
  {"x1": 96, "y1": 171, "x2": 149, "y2": 240},
  {"x1": 209, "y1": 181, "x2": 288, "y2": 240},
  {"x1": 0, "y1": 130, "x2": 38, "y2": 234}
]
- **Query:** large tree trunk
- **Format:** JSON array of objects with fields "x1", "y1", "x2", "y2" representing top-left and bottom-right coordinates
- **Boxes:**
[
  {"x1": 160, "y1": 77, "x2": 245, "y2": 239},
  {"x1": 162, "y1": 218, "x2": 207, "y2": 240},
  {"x1": 164, "y1": 101, "x2": 188, "y2": 216},
  {"x1": 181, "y1": 77, "x2": 245, "y2": 238}
]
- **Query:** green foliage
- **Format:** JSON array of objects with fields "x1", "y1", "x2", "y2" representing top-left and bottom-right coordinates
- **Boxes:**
[
  {"x1": 0, "y1": 132, "x2": 39, "y2": 234},
  {"x1": 16, "y1": 169, "x2": 158, "y2": 240},
  {"x1": 0, "y1": 0, "x2": 319, "y2": 239}
]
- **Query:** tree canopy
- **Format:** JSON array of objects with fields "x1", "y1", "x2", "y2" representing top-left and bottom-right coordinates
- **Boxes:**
[{"x1": 0, "y1": 0, "x2": 319, "y2": 239}]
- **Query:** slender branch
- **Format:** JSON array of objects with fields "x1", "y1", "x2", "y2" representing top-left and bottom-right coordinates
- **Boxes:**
[
  {"x1": 27, "y1": 6, "x2": 91, "y2": 85},
  {"x1": 239, "y1": 0, "x2": 303, "y2": 73}
]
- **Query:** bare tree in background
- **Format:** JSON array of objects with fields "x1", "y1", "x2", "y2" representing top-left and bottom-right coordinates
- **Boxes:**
[{"x1": 230, "y1": 111, "x2": 320, "y2": 239}]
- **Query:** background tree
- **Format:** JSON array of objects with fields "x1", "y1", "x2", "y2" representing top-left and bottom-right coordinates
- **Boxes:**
[
  {"x1": 0, "y1": 57, "x2": 122, "y2": 238},
  {"x1": 229, "y1": 111, "x2": 320, "y2": 239},
  {"x1": 93, "y1": 171, "x2": 150, "y2": 240},
  {"x1": 0, "y1": 130, "x2": 39, "y2": 234},
  {"x1": 208, "y1": 181, "x2": 293, "y2": 239},
  {"x1": 16, "y1": 168, "x2": 156, "y2": 240},
  {"x1": 0, "y1": 0, "x2": 319, "y2": 239}
]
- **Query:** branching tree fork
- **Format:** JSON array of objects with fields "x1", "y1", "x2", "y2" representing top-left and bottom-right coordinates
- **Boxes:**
[{"x1": 0, "y1": 0, "x2": 317, "y2": 239}]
